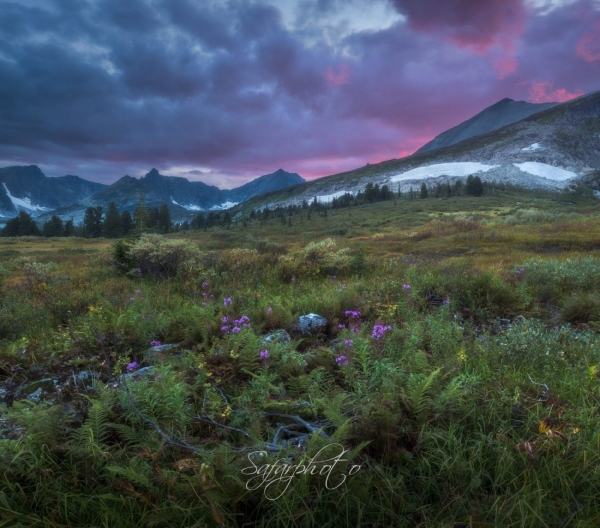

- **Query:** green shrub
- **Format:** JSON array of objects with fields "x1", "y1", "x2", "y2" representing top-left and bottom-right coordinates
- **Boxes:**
[{"x1": 114, "y1": 234, "x2": 203, "y2": 279}]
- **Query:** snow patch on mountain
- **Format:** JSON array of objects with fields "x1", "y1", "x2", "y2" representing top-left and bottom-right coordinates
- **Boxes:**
[
  {"x1": 171, "y1": 197, "x2": 203, "y2": 211},
  {"x1": 389, "y1": 162, "x2": 499, "y2": 183},
  {"x1": 314, "y1": 191, "x2": 355, "y2": 203},
  {"x1": 2, "y1": 183, "x2": 51, "y2": 212},
  {"x1": 513, "y1": 162, "x2": 577, "y2": 181},
  {"x1": 521, "y1": 142, "x2": 542, "y2": 152},
  {"x1": 210, "y1": 201, "x2": 238, "y2": 211}
]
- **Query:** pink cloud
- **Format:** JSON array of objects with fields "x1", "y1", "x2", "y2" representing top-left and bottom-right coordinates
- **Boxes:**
[
  {"x1": 493, "y1": 55, "x2": 519, "y2": 79},
  {"x1": 324, "y1": 64, "x2": 350, "y2": 86},
  {"x1": 391, "y1": 0, "x2": 528, "y2": 80},
  {"x1": 527, "y1": 81, "x2": 584, "y2": 103},
  {"x1": 577, "y1": 23, "x2": 600, "y2": 62}
]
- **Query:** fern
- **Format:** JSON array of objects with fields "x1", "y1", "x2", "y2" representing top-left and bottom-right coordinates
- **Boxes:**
[{"x1": 400, "y1": 368, "x2": 441, "y2": 425}]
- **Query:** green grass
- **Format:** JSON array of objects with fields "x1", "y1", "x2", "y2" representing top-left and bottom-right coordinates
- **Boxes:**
[{"x1": 2, "y1": 188, "x2": 600, "y2": 526}]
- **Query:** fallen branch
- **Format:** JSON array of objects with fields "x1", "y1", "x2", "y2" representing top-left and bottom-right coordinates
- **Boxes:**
[
  {"x1": 264, "y1": 413, "x2": 330, "y2": 439},
  {"x1": 120, "y1": 377, "x2": 212, "y2": 454}
]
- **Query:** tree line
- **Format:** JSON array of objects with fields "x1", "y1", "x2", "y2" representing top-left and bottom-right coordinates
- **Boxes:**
[{"x1": 0, "y1": 200, "x2": 173, "y2": 239}]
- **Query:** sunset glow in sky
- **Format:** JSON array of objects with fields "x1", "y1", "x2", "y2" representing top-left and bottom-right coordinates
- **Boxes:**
[{"x1": 0, "y1": 0, "x2": 599, "y2": 186}]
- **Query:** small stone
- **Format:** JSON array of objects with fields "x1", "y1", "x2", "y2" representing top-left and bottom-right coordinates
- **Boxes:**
[
  {"x1": 27, "y1": 387, "x2": 43, "y2": 403},
  {"x1": 263, "y1": 329, "x2": 292, "y2": 344}
]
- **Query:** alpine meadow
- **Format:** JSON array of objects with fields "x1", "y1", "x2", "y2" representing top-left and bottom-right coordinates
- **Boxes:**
[{"x1": 1, "y1": 0, "x2": 600, "y2": 526}]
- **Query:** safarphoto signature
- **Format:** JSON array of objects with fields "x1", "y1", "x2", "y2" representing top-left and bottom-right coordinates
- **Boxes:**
[{"x1": 241, "y1": 443, "x2": 362, "y2": 500}]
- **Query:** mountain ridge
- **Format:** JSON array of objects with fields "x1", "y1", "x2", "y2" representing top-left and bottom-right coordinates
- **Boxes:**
[{"x1": 416, "y1": 98, "x2": 559, "y2": 154}]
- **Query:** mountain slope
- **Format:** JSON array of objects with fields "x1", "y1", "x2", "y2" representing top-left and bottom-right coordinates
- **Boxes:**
[
  {"x1": 416, "y1": 98, "x2": 558, "y2": 154},
  {"x1": 239, "y1": 90, "x2": 600, "y2": 212},
  {"x1": 0, "y1": 166, "x2": 105, "y2": 219}
]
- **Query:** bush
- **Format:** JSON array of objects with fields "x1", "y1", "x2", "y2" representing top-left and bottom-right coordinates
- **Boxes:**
[{"x1": 113, "y1": 234, "x2": 203, "y2": 279}]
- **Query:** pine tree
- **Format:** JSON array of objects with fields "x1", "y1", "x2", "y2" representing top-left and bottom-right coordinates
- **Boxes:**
[
  {"x1": 64, "y1": 218, "x2": 75, "y2": 237},
  {"x1": 133, "y1": 194, "x2": 149, "y2": 234},
  {"x1": 121, "y1": 211, "x2": 133, "y2": 236},
  {"x1": 1, "y1": 211, "x2": 41, "y2": 237},
  {"x1": 103, "y1": 202, "x2": 122, "y2": 238},
  {"x1": 43, "y1": 215, "x2": 64, "y2": 237},
  {"x1": 158, "y1": 204, "x2": 172, "y2": 233},
  {"x1": 420, "y1": 183, "x2": 428, "y2": 199}
]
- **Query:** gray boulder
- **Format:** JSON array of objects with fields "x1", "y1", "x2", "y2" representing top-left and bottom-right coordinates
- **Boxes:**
[
  {"x1": 298, "y1": 314, "x2": 328, "y2": 336},
  {"x1": 263, "y1": 329, "x2": 292, "y2": 344}
]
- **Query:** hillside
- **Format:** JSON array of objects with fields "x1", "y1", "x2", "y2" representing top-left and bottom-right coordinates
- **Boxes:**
[
  {"x1": 239, "y1": 90, "x2": 600, "y2": 212},
  {"x1": 416, "y1": 98, "x2": 558, "y2": 153}
]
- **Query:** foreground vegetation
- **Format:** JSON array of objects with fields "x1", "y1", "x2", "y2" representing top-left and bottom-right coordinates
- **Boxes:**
[{"x1": 2, "y1": 187, "x2": 600, "y2": 527}]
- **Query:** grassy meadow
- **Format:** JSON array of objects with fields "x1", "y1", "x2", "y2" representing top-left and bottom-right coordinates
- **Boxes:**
[{"x1": 3, "y1": 187, "x2": 600, "y2": 527}]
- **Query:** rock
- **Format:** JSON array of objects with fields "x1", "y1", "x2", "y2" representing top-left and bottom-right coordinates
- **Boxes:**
[
  {"x1": 143, "y1": 343, "x2": 180, "y2": 364},
  {"x1": 498, "y1": 318, "x2": 512, "y2": 330},
  {"x1": 21, "y1": 378, "x2": 58, "y2": 396},
  {"x1": 27, "y1": 387, "x2": 44, "y2": 403},
  {"x1": 263, "y1": 329, "x2": 292, "y2": 344},
  {"x1": 298, "y1": 314, "x2": 328, "y2": 336},
  {"x1": 123, "y1": 366, "x2": 156, "y2": 380}
]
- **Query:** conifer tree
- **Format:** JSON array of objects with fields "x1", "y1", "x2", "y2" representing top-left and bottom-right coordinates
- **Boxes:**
[{"x1": 103, "y1": 202, "x2": 122, "y2": 238}]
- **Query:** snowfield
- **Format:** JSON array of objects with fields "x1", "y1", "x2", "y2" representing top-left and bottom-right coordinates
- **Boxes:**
[
  {"x1": 389, "y1": 162, "x2": 499, "y2": 183},
  {"x1": 314, "y1": 190, "x2": 355, "y2": 203},
  {"x1": 210, "y1": 201, "x2": 238, "y2": 211},
  {"x1": 171, "y1": 197, "x2": 202, "y2": 211},
  {"x1": 513, "y1": 162, "x2": 577, "y2": 181},
  {"x1": 521, "y1": 143, "x2": 542, "y2": 152},
  {"x1": 2, "y1": 183, "x2": 51, "y2": 212}
]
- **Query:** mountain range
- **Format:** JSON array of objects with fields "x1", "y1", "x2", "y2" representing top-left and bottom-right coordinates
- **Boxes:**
[
  {"x1": 1, "y1": 167, "x2": 304, "y2": 224},
  {"x1": 2, "y1": 89, "x2": 599, "y2": 224},
  {"x1": 242, "y1": 90, "x2": 600, "y2": 211}
]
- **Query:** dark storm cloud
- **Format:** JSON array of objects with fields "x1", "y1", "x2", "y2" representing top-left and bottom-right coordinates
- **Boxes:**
[
  {"x1": 390, "y1": 0, "x2": 526, "y2": 51},
  {"x1": 0, "y1": 0, "x2": 597, "y2": 184}
]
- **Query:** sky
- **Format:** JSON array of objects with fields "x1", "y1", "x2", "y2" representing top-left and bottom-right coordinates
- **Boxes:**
[{"x1": 0, "y1": 0, "x2": 599, "y2": 188}]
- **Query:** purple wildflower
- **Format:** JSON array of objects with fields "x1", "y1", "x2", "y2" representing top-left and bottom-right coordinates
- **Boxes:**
[
  {"x1": 332, "y1": 275, "x2": 337, "y2": 280},
  {"x1": 222, "y1": 316, "x2": 230, "y2": 323},
  {"x1": 221, "y1": 325, "x2": 229, "y2": 332},
  {"x1": 231, "y1": 326, "x2": 241, "y2": 334},
  {"x1": 135, "y1": 289, "x2": 141, "y2": 294},
  {"x1": 129, "y1": 297, "x2": 135, "y2": 301},
  {"x1": 344, "y1": 339, "x2": 354, "y2": 346},
  {"x1": 210, "y1": 294, "x2": 215, "y2": 300},
  {"x1": 338, "y1": 323, "x2": 346, "y2": 329},
  {"x1": 202, "y1": 281, "x2": 209, "y2": 288},
  {"x1": 291, "y1": 276, "x2": 296, "y2": 283},
  {"x1": 223, "y1": 297, "x2": 232, "y2": 306},
  {"x1": 267, "y1": 307, "x2": 273, "y2": 314},
  {"x1": 126, "y1": 361, "x2": 139, "y2": 373},
  {"x1": 150, "y1": 339, "x2": 162, "y2": 347},
  {"x1": 202, "y1": 292, "x2": 208, "y2": 298},
  {"x1": 260, "y1": 350, "x2": 270, "y2": 360},
  {"x1": 335, "y1": 355, "x2": 349, "y2": 366},
  {"x1": 403, "y1": 284, "x2": 411, "y2": 290},
  {"x1": 372, "y1": 325, "x2": 392, "y2": 340}
]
